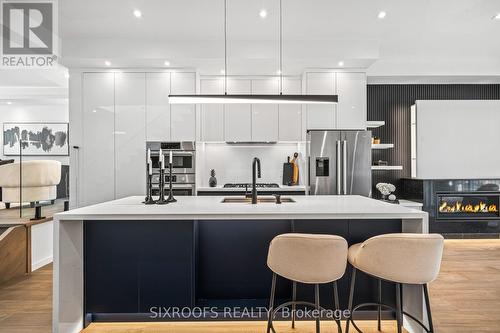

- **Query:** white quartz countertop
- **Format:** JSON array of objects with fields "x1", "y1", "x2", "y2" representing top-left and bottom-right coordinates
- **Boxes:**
[
  {"x1": 398, "y1": 199, "x2": 424, "y2": 208},
  {"x1": 55, "y1": 195, "x2": 427, "y2": 221},
  {"x1": 197, "y1": 185, "x2": 306, "y2": 192}
]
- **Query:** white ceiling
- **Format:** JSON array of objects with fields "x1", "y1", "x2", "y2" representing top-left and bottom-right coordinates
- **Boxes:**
[
  {"x1": 2, "y1": 0, "x2": 500, "y2": 92},
  {"x1": 58, "y1": 0, "x2": 500, "y2": 77}
]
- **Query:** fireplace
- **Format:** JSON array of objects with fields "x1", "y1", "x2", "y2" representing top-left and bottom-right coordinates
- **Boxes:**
[{"x1": 436, "y1": 192, "x2": 500, "y2": 221}]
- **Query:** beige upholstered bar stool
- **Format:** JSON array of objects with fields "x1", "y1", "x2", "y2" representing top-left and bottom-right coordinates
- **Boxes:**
[
  {"x1": 266, "y1": 233, "x2": 348, "y2": 333},
  {"x1": 346, "y1": 233, "x2": 444, "y2": 333}
]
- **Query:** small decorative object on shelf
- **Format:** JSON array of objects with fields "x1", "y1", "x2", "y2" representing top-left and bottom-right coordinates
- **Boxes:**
[
  {"x1": 209, "y1": 169, "x2": 217, "y2": 187},
  {"x1": 373, "y1": 160, "x2": 388, "y2": 166},
  {"x1": 376, "y1": 182, "x2": 396, "y2": 201},
  {"x1": 372, "y1": 136, "x2": 381, "y2": 144}
]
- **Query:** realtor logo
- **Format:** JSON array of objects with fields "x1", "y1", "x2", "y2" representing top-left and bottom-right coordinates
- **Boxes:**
[{"x1": 1, "y1": 1, "x2": 57, "y2": 67}]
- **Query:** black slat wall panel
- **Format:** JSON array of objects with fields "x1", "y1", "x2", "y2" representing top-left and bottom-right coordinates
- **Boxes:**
[{"x1": 367, "y1": 84, "x2": 500, "y2": 198}]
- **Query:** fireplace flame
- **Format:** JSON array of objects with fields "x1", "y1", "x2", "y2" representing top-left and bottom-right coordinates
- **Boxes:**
[{"x1": 439, "y1": 201, "x2": 499, "y2": 214}]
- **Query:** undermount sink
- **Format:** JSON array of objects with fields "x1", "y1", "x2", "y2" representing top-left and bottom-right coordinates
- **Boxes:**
[{"x1": 221, "y1": 197, "x2": 296, "y2": 204}]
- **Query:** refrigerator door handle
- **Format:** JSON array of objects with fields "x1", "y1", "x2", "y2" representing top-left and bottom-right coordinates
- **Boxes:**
[
  {"x1": 336, "y1": 140, "x2": 341, "y2": 195},
  {"x1": 342, "y1": 140, "x2": 347, "y2": 195}
]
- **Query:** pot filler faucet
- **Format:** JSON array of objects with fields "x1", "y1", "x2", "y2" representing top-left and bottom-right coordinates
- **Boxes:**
[{"x1": 252, "y1": 157, "x2": 261, "y2": 204}]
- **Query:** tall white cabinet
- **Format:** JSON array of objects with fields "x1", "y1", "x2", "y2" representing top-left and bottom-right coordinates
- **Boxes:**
[
  {"x1": 81, "y1": 73, "x2": 115, "y2": 206},
  {"x1": 114, "y1": 73, "x2": 146, "y2": 199},
  {"x1": 73, "y1": 70, "x2": 197, "y2": 207}
]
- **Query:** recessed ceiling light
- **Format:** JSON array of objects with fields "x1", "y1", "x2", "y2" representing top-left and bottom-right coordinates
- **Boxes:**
[
  {"x1": 104, "y1": 60, "x2": 111, "y2": 66},
  {"x1": 259, "y1": 9, "x2": 267, "y2": 18},
  {"x1": 377, "y1": 11, "x2": 387, "y2": 19},
  {"x1": 493, "y1": 13, "x2": 500, "y2": 20},
  {"x1": 133, "y1": 10, "x2": 142, "y2": 18},
  {"x1": 164, "y1": 60, "x2": 170, "y2": 66},
  {"x1": 6, "y1": 101, "x2": 12, "y2": 105},
  {"x1": 276, "y1": 69, "x2": 282, "y2": 75},
  {"x1": 338, "y1": 61, "x2": 344, "y2": 67},
  {"x1": 220, "y1": 69, "x2": 225, "y2": 74}
]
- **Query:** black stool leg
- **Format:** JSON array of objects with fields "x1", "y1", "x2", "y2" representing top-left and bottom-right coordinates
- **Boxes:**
[
  {"x1": 267, "y1": 273, "x2": 277, "y2": 333},
  {"x1": 345, "y1": 268, "x2": 357, "y2": 333},
  {"x1": 423, "y1": 284, "x2": 435, "y2": 333},
  {"x1": 378, "y1": 279, "x2": 382, "y2": 331},
  {"x1": 333, "y1": 281, "x2": 342, "y2": 333},
  {"x1": 315, "y1": 284, "x2": 321, "y2": 333},
  {"x1": 395, "y1": 283, "x2": 403, "y2": 333},
  {"x1": 292, "y1": 281, "x2": 297, "y2": 328}
]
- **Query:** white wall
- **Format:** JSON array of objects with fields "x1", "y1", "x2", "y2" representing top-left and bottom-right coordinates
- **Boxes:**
[
  {"x1": 413, "y1": 100, "x2": 500, "y2": 179},
  {"x1": 0, "y1": 102, "x2": 69, "y2": 164},
  {"x1": 31, "y1": 221, "x2": 53, "y2": 271},
  {"x1": 196, "y1": 142, "x2": 306, "y2": 187}
]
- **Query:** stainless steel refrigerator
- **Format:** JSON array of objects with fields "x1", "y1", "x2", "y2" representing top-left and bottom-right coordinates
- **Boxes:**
[{"x1": 307, "y1": 130, "x2": 372, "y2": 196}]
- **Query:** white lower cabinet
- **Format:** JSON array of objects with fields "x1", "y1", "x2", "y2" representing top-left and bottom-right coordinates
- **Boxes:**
[
  {"x1": 224, "y1": 79, "x2": 252, "y2": 142},
  {"x1": 114, "y1": 73, "x2": 146, "y2": 199},
  {"x1": 81, "y1": 73, "x2": 115, "y2": 206}
]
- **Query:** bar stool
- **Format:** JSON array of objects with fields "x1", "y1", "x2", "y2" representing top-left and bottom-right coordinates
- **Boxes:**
[
  {"x1": 345, "y1": 233, "x2": 444, "y2": 333},
  {"x1": 266, "y1": 233, "x2": 348, "y2": 333}
]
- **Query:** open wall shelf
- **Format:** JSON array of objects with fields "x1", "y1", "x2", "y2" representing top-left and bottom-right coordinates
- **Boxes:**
[
  {"x1": 371, "y1": 165, "x2": 403, "y2": 171},
  {"x1": 372, "y1": 143, "x2": 394, "y2": 149}
]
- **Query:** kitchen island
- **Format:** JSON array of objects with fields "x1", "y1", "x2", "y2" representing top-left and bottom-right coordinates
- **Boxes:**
[{"x1": 53, "y1": 195, "x2": 428, "y2": 333}]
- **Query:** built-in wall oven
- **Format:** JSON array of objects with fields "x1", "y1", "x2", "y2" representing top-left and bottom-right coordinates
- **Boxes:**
[{"x1": 146, "y1": 141, "x2": 195, "y2": 196}]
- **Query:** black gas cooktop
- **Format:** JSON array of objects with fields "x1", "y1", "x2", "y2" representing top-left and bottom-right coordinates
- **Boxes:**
[{"x1": 223, "y1": 183, "x2": 280, "y2": 188}]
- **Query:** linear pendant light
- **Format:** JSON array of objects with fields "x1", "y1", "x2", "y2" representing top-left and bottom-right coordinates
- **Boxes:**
[{"x1": 168, "y1": 0, "x2": 338, "y2": 105}]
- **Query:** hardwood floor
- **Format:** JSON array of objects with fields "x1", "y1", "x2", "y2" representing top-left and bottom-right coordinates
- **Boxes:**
[
  {"x1": 429, "y1": 240, "x2": 500, "y2": 333},
  {"x1": 0, "y1": 263, "x2": 52, "y2": 333},
  {"x1": 0, "y1": 240, "x2": 499, "y2": 333}
]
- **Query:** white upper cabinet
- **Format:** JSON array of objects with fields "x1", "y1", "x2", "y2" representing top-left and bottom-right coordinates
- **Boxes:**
[
  {"x1": 251, "y1": 78, "x2": 279, "y2": 142},
  {"x1": 224, "y1": 78, "x2": 252, "y2": 142},
  {"x1": 279, "y1": 77, "x2": 303, "y2": 141},
  {"x1": 81, "y1": 73, "x2": 115, "y2": 206},
  {"x1": 306, "y1": 72, "x2": 336, "y2": 129},
  {"x1": 114, "y1": 73, "x2": 146, "y2": 199},
  {"x1": 336, "y1": 72, "x2": 367, "y2": 129},
  {"x1": 146, "y1": 73, "x2": 171, "y2": 141},
  {"x1": 200, "y1": 78, "x2": 225, "y2": 141},
  {"x1": 171, "y1": 72, "x2": 196, "y2": 141},
  {"x1": 305, "y1": 71, "x2": 366, "y2": 130}
]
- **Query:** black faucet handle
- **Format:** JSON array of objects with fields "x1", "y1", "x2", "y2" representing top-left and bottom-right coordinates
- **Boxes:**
[
  {"x1": 245, "y1": 184, "x2": 252, "y2": 198},
  {"x1": 274, "y1": 194, "x2": 282, "y2": 204}
]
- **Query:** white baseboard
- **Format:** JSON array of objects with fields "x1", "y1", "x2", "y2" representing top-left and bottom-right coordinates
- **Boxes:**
[{"x1": 32, "y1": 256, "x2": 53, "y2": 271}]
